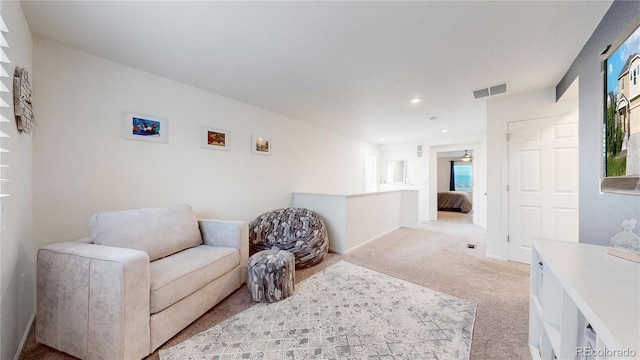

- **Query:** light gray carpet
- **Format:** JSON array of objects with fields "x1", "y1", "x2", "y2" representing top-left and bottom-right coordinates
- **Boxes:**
[{"x1": 160, "y1": 261, "x2": 476, "y2": 360}]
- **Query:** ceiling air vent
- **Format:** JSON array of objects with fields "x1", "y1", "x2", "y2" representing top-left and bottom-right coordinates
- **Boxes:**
[
  {"x1": 472, "y1": 82, "x2": 509, "y2": 99},
  {"x1": 489, "y1": 83, "x2": 507, "y2": 95},
  {"x1": 473, "y1": 88, "x2": 490, "y2": 99}
]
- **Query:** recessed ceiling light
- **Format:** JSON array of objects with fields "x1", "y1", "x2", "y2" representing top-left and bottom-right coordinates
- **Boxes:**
[
  {"x1": 380, "y1": 137, "x2": 385, "y2": 141},
  {"x1": 411, "y1": 98, "x2": 421, "y2": 104},
  {"x1": 442, "y1": 129, "x2": 448, "y2": 133}
]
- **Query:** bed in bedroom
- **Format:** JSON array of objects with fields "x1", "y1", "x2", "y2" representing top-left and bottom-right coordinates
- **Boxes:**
[{"x1": 437, "y1": 191, "x2": 473, "y2": 213}]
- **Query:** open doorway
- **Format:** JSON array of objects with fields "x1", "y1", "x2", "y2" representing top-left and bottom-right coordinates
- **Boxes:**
[
  {"x1": 427, "y1": 141, "x2": 485, "y2": 227},
  {"x1": 436, "y1": 150, "x2": 474, "y2": 224}
]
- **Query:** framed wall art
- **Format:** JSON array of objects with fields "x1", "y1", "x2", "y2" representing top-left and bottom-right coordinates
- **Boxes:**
[
  {"x1": 201, "y1": 127, "x2": 229, "y2": 151},
  {"x1": 251, "y1": 135, "x2": 271, "y2": 155},
  {"x1": 600, "y1": 15, "x2": 640, "y2": 194},
  {"x1": 122, "y1": 113, "x2": 168, "y2": 143}
]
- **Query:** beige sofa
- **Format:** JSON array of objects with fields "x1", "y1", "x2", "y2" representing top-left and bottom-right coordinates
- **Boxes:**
[{"x1": 36, "y1": 205, "x2": 248, "y2": 359}]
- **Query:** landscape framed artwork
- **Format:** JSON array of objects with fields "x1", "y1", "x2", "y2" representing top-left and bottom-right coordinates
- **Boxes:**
[
  {"x1": 202, "y1": 127, "x2": 230, "y2": 151},
  {"x1": 251, "y1": 135, "x2": 271, "y2": 155},
  {"x1": 122, "y1": 113, "x2": 168, "y2": 143}
]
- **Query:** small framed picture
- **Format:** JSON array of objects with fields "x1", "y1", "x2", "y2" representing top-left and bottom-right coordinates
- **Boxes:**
[
  {"x1": 251, "y1": 135, "x2": 271, "y2": 155},
  {"x1": 201, "y1": 127, "x2": 230, "y2": 151},
  {"x1": 122, "y1": 113, "x2": 168, "y2": 143}
]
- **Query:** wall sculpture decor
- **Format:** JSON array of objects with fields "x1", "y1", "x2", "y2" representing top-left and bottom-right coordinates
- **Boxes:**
[{"x1": 13, "y1": 67, "x2": 34, "y2": 134}]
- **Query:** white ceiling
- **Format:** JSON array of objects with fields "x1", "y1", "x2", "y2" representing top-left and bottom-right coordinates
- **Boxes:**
[{"x1": 21, "y1": 1, "x2": 611, "y2": 144}]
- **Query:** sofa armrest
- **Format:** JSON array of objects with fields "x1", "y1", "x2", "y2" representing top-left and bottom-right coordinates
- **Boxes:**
[
  {"x1": 199, "y1": 219, "x2": 249, "y2": 283},
  {"x1": 37, "y1": 241, "x2": 151, "y2": 359}
]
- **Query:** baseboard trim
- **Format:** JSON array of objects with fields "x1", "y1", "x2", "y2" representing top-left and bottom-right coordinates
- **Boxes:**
[
  {"x1": 344, "y1": 226, "x2": 401, "y2": 254},
  {"x1": 485, "y1": 253, "x2": 507, "y2": 261},
  {"x1": 329, "y1": 226, "x2": 404, "y2": 255},
  {"x1": 328, "y1": 246, "x2": 345, "y2": 255},
  {"x1": 14, "y1": 312, "x2": 35, "y2": 360}
]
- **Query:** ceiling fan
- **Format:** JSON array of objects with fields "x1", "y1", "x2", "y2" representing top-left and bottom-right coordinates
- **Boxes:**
[{"x1": 461, "y1": 150, "x2": 472, "y2": 162}]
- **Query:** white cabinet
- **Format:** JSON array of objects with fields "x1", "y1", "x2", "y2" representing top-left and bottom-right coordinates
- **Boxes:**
[{"x1": 530, "y1": 239, "x2": 639, "y2": 360}]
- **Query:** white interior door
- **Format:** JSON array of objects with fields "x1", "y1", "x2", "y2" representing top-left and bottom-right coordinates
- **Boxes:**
[{"x1": 508, "y1": 113, "x2": 579, "y2": 264}]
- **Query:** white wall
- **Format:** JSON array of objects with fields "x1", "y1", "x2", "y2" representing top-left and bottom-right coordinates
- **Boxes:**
[
  {"x1": 32, "y1": 38, "x2": 379, "y2": 250},
  {"x1": 486, "y1": 87, "x2": 577, "y2": 260},
  {"x1": 292, "y1": 190, "x2": 418, "y2": 254},
  {"x1": 379, "y1": 143, "x2": 426, "y2": 219},
  {"x1": 0, "y1": 1, "x2": 35, "y2": 359},
  {"x1": 345, "y1": 192, "x2": 403, "y2": 251},
  {"x1": 437, "y1": 157, "x2": 450, "y2": 192}
]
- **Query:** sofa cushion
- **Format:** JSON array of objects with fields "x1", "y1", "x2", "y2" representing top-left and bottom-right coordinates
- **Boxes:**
[
  {"x1": 90, "y1": 205, "x2": 203, "y2": 261},
  {"x1": 149, "y1": 245, "x2": 240, "y2": 314}
]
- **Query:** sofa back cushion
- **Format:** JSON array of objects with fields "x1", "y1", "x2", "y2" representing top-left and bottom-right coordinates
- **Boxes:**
[{"x1": 90, "y1": 205, "x2": 203, "y2": 261}]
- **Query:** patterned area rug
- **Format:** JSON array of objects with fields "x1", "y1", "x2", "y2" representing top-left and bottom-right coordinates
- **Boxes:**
[{"x1": 160, "y1": 261, "x2": 476, "y2": 360}]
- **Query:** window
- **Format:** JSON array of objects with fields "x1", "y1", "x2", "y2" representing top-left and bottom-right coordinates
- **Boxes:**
[
  {"x1": 1, "y1": 13, "x2": 10, "y2": 229},
  {"x1": 364, "y1": 155, "x2": 377, "y2": 192},
  {"x1": 453, "y1": 163, "x2": 472, "y2": 191}
]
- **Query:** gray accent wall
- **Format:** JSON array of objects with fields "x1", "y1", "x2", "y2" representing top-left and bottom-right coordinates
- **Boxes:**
[{"x1": 556, "y1": 0, "x2": 640, "y2": 246}]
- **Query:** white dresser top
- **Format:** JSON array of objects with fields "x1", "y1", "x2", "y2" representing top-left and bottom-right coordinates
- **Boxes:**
[{"x1": 534, "y1": 239, "x2": 640, "y2": 352}]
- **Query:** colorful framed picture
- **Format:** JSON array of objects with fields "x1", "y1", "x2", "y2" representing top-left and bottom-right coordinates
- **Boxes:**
[
  {"x1": 122, "y1": 113, "x2": 168, "y2": 143},
  {"x1": 201, "y1": 127, "x2": 230, "y2": 151},
  {"x1": 251, "y1": 135, "x2": 271, "y2": 155}
]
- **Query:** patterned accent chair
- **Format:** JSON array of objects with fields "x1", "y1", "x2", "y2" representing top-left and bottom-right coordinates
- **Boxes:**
[{"x1": 249, "y1": 208, "x2": 329, "y2": 269}]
